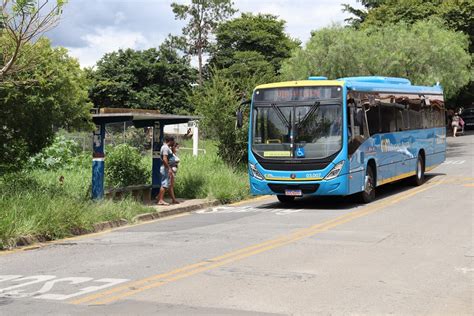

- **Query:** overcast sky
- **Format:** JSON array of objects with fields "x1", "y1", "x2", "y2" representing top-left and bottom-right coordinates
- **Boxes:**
[{"x1": 47, "y1": 0, "x2": 361, "y2": 67}]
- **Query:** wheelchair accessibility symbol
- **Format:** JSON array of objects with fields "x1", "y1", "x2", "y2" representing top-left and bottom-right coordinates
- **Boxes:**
[{"x1": 296, "y1": 147, "x2": 305, "y2": 158}]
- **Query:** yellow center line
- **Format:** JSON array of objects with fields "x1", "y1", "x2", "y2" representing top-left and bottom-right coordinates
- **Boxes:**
[{"x1": 72, "y1": 179, "x2": 443, "y2": 306}]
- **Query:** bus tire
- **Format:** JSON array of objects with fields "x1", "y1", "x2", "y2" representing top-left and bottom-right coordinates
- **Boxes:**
[
  {"x1": 277, "y1": 195, "x2": 295, "y2": 203},
  {"x1": 359, "y1": 166, "x2": 376, "y2": 203},
  {"x1": 411, "y1": 155, "x2": 425, "y2": 186}
]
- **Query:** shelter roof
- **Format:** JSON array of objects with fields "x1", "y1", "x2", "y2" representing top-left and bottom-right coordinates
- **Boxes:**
[{"x1": 91, "y1": 108, "x2": 200, "y2": 127}]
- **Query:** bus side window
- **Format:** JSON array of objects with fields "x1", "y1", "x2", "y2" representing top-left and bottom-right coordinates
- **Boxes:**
[
  {"x1": 366, "y1": 103, "x2": 380, "y2": 136},
  {"x1": 380, "y1": 105, "x2": 397, "y2": 133}
]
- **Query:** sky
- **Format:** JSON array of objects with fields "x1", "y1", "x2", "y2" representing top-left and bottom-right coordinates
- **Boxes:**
[{"x1": 47, "y1": 0, "x2": 361, "y2": 68}]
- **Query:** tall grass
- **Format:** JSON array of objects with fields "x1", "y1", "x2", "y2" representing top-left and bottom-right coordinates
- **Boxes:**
[
  {"x1": 0, "y1": 170, "x2": 150, "y2": 249},
  {"x1": 174, "y1": 152, "x2": 249, "y2": 203},
  {"x1": 0, "y1": 140, "x2": 250, "y2": 249}
]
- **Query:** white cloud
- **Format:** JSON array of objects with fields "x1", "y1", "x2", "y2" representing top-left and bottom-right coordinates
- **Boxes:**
[
  {"x1": 66, "y1": 27, "x2": 151, "y2": 67},
  {"x1": 50, "y1": 0, "x2": 362, "y2": 67},
  {"x1": 235, "y1": 0, "x2": 360, "y2": 44}
]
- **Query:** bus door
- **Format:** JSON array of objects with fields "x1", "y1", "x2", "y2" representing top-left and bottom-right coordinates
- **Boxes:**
[{"x1": 347, "y1": 99, "x2": 369, "y2": 194}]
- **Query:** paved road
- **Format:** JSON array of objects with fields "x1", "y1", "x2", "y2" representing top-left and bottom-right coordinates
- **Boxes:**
[{"x1": 1, "y1": 134, "x2": 473, "y2": 315}]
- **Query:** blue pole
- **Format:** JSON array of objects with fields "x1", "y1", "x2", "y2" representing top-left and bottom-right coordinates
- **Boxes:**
[
  {"x1": 92, "y1": 123, "x2": 105, "y2": 200},
  {"x1": 151, "y1": 122, "x2": 163, "y2": 199}
]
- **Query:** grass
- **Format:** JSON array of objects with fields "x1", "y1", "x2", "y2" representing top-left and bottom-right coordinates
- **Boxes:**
[{"x1": 0, "y1": 140, "x2": 250, "y2": 250}]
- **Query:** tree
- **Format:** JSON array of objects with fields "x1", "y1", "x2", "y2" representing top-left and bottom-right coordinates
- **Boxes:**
[
  {"x1": 0, "y1": 38, "x2": 91, "y2": 173},
  {"x1": 210, "y1": 13, "x2": 300, "y2": 75},
  {"x1": 342, "y1": 0, "x2": 386, "y2": 28},
  {"x1": 171, "y1": 0, "x2": 236, "y2": 85},
  {"x1": 88, "y1": 44, "x2": 197, "y2": 114},
  {"x1": 219, "y1": 51, "x2": 276, "y2": 93},
  {"x1": 342, "y1": 0, "x2": 474, "y2": 107},
  {"x1": 281, "y1": 21, "x2": 471, "y2": 99},
  {"x1": 0, "y1": 0, "x2": 66, "y2": 82},
  {"x1": 189, "y1": 69, "x2": 247, "y2": 166}
]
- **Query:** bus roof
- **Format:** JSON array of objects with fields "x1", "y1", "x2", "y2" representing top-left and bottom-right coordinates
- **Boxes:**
[
  {"x1": 255, "y1": 76, "x2": 443, "y2": 95},
  {"x1": 340, "y1": 76, "x2": 443, "y2": 95}
]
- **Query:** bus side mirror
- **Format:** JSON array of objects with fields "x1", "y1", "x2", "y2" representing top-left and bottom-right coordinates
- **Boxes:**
[
  {"x1": 236, "y1": 99, "x2": 251, "y2": 129},
  {"x1": 236, "y1": 110, "x2": 243, "y2": 128}
]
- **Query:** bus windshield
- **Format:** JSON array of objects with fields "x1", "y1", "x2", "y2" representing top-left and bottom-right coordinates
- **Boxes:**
[{"x1": 252, "y1": 96, "x2": 343, "y2": 159}]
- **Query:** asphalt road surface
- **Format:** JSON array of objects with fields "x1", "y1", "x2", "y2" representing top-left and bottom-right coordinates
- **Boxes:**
[{"x1": 1, "y1": 134, "x2": 473, "y2": 315}]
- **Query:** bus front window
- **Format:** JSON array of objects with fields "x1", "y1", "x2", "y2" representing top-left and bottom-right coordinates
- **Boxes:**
[
  {"x1": 252, "y1": 106, "x2": 293, "y2": 157},
  {"x1": 252, "y1": 103, "x2": 343, "y2": 159}
]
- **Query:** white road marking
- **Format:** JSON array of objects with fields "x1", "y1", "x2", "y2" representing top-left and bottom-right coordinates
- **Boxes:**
[
  {"x1": 443, "y1": 160, "x2": 466, "y2": 165},
  {"x1": 0, "y1": 275, "x2": 129, "y2": 300},
  {"x1": 195, "y1": 206, "x2": 305, "y2": 216}
]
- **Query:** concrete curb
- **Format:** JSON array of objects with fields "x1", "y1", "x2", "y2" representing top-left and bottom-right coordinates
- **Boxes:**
[
  {"x1": 6, "y1": 199, "x2": 221, "y2": 251},
  {"x1": 132, "y1": 200, "x2": 220, "y2": 222},
  {"x1": 4, "y1": 196, "x2": 270, "y2": 252}
]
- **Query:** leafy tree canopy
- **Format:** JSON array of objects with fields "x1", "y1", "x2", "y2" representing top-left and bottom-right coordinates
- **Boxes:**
[
  {"x1": 1, "y1": 0, "x2": 66, "y2": 81},
  {"x1": 88, "y1": 43, "x2": 197, "y2": 114},
  {"x1": 189, "y1": 69, "x2": 247, "y2": 166},
  {"x1": 171, "y1": 0, "x2": 236, "y2": 85},
  {"x1": 281, "y1": 21, "x2": 471, "y2": 99},
  {"x1": 345, "y1": 0, "x2": 473, "y2": 51},
  {"x1": 0, "y1": 38, "x2": 91, "y2": 173},
  {"x1": 210, "y1": 13, "x2": 300, "y2": 74},
  {"x1": 342, "y1": 0, "x2": 387, "y2": 28}
]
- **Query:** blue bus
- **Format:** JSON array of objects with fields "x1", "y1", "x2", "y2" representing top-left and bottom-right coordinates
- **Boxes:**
[{"x1": 239, "y1": 76, "x2": 446, "y2": 203}]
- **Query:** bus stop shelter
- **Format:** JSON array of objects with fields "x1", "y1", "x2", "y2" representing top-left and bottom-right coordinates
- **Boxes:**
[{"x1": 91, "y1": 108, "x2": 199, "y2": 200}]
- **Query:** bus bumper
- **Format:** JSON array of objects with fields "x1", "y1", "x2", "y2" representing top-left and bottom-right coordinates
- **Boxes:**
[{"x1": 249, "y1": 175, "x2": 349, "y2": 196}]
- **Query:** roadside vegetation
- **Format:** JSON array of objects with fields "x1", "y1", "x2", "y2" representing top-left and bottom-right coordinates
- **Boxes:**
[
  {"x1": 0, "y1": 136, "x2": 249, "y2": 250},
  {"x1": 1, "y1": 0, "x2": 472, "y2": 249}
]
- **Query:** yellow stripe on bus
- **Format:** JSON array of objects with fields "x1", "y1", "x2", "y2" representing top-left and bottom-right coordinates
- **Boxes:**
[{"x1": 255, "y1": 80, "x2": 344, "y2": 90}]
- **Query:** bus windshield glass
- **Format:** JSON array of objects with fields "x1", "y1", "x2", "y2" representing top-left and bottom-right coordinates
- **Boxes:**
[{"x1": 252, "y1": 86, "x2": 343, "y2": 159}]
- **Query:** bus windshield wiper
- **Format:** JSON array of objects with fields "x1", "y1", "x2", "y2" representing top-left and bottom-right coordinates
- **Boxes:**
[
  {"x1": 297, "y1": 101, "x2": 320, "y2": 126},
  {"x1": 271, "y1": 103, "x2": 291, "y2": 127}
]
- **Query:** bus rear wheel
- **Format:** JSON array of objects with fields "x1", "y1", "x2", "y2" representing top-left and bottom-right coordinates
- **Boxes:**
[
  {"x1": 277, "y1": 195, "x2": 295, "y2": 203},
  {"x1": 359, "y1": 166, "x2": 376, "y2": 203},
  {"x1": 411, "y1": 155, "x2": 425, "y2": 186}
]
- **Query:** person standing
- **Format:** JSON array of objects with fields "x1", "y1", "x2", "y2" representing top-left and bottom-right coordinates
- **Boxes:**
[
  {"x1": 157, "y1": 136, "x2": 178, "y2": 205},
  {"x1": 451, "y1": 111, "x2": 460, "y2": 137},
  {"x1": 168, "y1": 143, "x2": 181, "y2": 204}
]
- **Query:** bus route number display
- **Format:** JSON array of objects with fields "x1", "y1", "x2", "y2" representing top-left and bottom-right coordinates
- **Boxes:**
[{"x1": 254, "y1": 87, "x2": 341, "y2": 102}]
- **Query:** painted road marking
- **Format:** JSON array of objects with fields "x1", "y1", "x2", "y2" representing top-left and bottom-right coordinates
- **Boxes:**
[
  {"x1": 71, "y1": 179, "x2": 443, "y2": 306},
  {"x1": 0, "y1": 275, "x2": 129, "y2": 300},
  {"x1": 229, "y1": 195, "x2": 273, "y2": 206},
  {"x1": 196, "y1": 206, "x2": 305, "y2": 216},
  {"x1": 430, "y1": 177, "x2": 474, "y2": 185},
  {"x1": 443, "y1": 160, "x2": 466, "y2": 165}
]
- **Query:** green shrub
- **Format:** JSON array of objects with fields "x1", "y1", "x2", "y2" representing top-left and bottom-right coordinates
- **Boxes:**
[
  {"x1": 105, "y1": 144, "x2": 150, "y2": 187},
  {"x1": 28, "y1": 135, "x2": 82, "y2": 170}
]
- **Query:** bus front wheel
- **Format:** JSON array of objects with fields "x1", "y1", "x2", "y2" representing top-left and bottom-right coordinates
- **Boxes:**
[
  {"x1": 277, "y1": 195, "x2": 295, "y2": 203},
  {"x1": 411, "y1": 155, "x2": 425, "y2": 186},
  {"x1": 359, "y1": 166, "x2": 376, "y2": 203}
]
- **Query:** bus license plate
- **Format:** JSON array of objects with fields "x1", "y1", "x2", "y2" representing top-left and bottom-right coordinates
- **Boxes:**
[{"x1": 285, "y1": 189, "x2": 302, "y2": 196}]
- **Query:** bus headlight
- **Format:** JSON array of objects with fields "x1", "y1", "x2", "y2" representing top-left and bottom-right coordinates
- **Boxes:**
[
  {"x1": 249, "y1": 163, "x2": 264, "y2": 180},
  {"x1": 325, "y1": 161, "x2": 345, "y2": 180}
]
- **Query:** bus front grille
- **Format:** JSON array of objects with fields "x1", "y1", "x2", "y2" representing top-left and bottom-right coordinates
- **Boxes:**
[{"x1": 267, "y1": 184, "x2": 319, "y2": 194}]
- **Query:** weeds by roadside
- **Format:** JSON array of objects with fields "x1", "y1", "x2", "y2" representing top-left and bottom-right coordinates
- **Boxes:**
[{"x1": 0, "y1": 139, "x2": 250, "y2": 250}]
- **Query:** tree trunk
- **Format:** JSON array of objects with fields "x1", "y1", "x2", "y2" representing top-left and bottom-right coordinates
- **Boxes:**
[{"x1": 197, "y1": 44, "x2": 203, "y2": 86}]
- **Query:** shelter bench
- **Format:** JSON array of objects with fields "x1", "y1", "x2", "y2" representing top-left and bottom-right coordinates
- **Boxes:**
[{"x1": 105, "y1": 184, "x2": 153, "y2": 204}]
